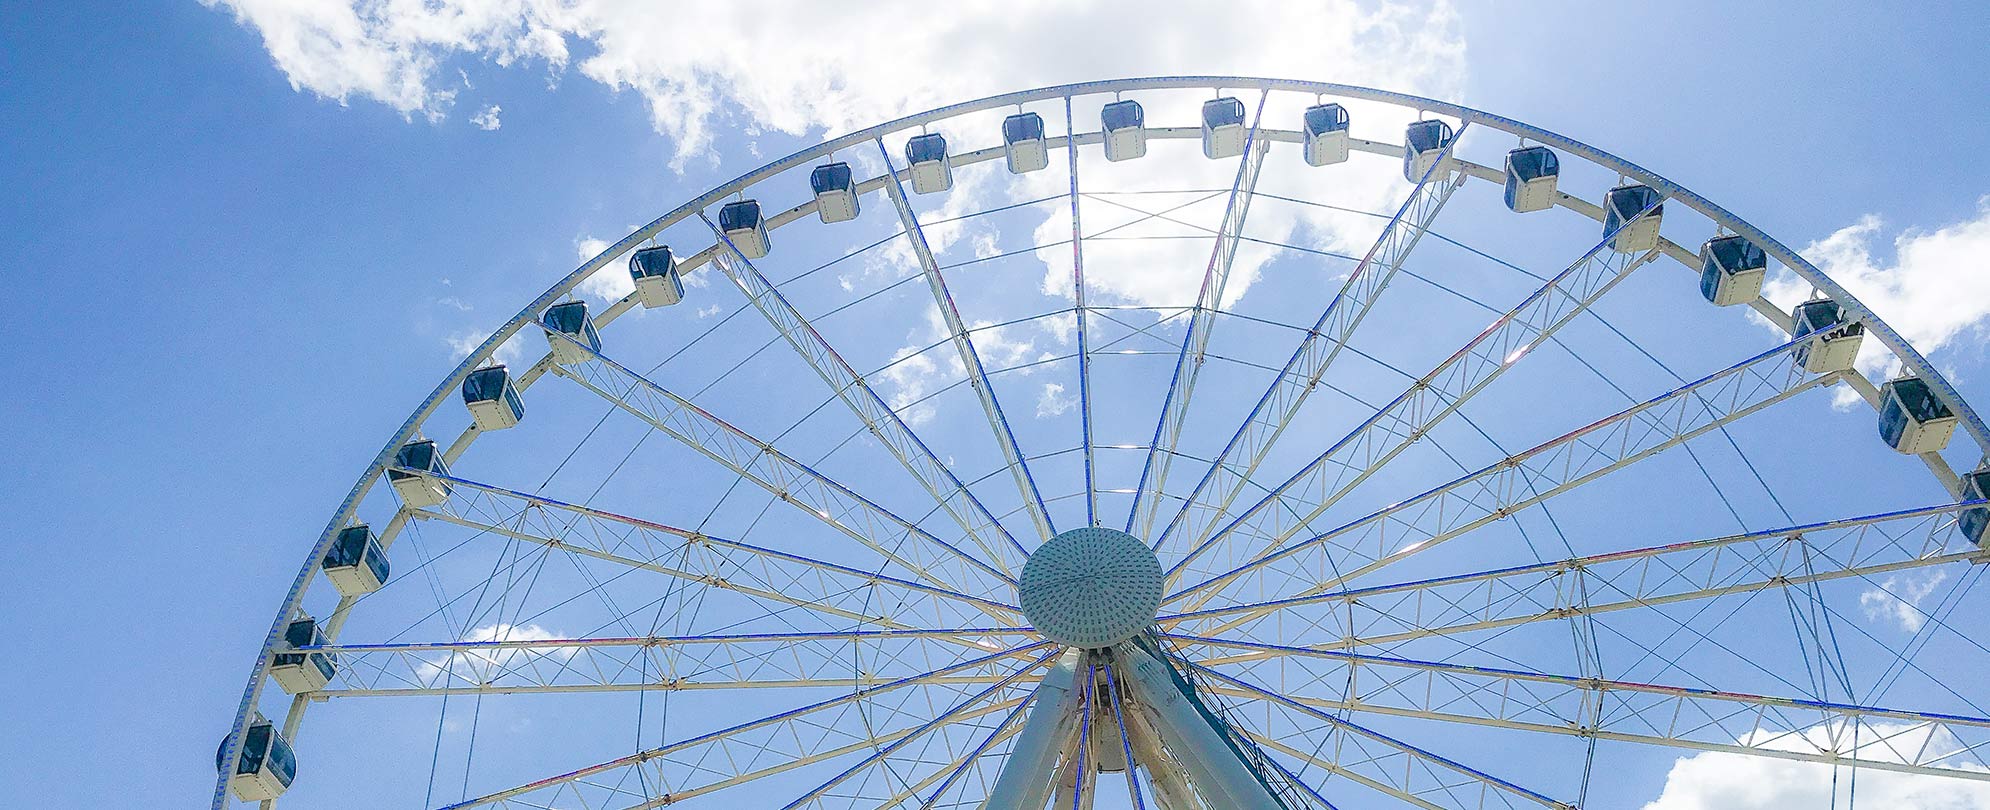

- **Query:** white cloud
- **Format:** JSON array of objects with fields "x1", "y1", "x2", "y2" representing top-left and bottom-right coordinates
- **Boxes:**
[
  {"x1": 1860, "y1": 569, "x2": 1950, "y2": 632},
  {"x1": 1765, "y1": 201, "x2": 1990, "y2": 399},
  {"x1": 416, "y1": 623, "x2": 570, "y2": 686},
  {"x1": 206, "y1": 1, "x2": 1466, "y2": 168},
  {"x1": 202, "y1": 0, "x2": 572, "y2": 122},
  {"x1": 470, "y1": 102, "x2": 502, "y2": 130},
  {"x1": 1642, "y1": 721, "x2": 1990, "y2": 809},
  {"x1": 573, "y1": 236, "x2": 634, "y2": 302},
  {"x1": 212, "y1": 0, "x2": 1471, "y2": 378},
  {"x1": 696, "y1": 304, "x2": 723, "y2": 319},
  {"x1": 445, "y1": 326, "x2": 525, "y2": 366},
  {"x1": 1036, "y1": 382, "x2": 1074, "y2": 418}
]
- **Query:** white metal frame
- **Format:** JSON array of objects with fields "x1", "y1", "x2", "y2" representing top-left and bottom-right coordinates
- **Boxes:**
[{"x1": 218, "y1": 77, "x2": 1990, "y2": 810}]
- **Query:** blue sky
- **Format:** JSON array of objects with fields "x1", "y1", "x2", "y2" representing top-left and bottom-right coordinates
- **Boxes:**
[{"x1": 4, "y1": 2, "x2": 1990, "y2": 808}]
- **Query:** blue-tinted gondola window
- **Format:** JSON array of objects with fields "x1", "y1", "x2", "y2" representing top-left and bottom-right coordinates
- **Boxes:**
[
  {"x1": 326, "y1": 526, "x2": 369, "y2": 568},
  {"x1": 265, "y1": 732, "x2": 297, "y2": 785},
  {"x1": 362, "y1": 539, "x2": 390, "y2": 582},
  {"x1": 1707, "y1": 236, "x2": 1765, "y2": 274},
  {"x1": 630, "y1": 246, "x2": 675, "y2": 279},
  {"x1": 544, "y1": 302, "x2": 587, "y2": 334},
  {"x1": 1406, "y1": 120, "x2": 1451, "y2": 152},
  {"x1": 1203, "y1": 98, "x2": 1244, "y2": 128},
  {"x1": 1962, "y1": 471, "x2": 1990, "y2": 543},
  {"x1": 1304, "y1": 104, "x2": 1348, "y2": 134},
  {"x1": 221, "y1": 724, "x2": 269, "y2": 775},
  {"x1": 1102, "y1": 101, "x2": 1143, "y2": 131},
  {"x1": 811, "y1": 163, "x2": 853, "y2": 194},
  {"x1": 391, "y1": 440, "x2": 443, "y2": 479},
  {"x1": 907, "y1": 133, "x2": 948, "y2": 164},
  {"x1": 719, "y1": 201, "x2": 761, "y2": 232},
  {"x1": 1508, "y1": 147, "x2": 1557, "y2": 182},
  {"x1": 1003, "y1": 113, "x2": 1044, "y2": 143},
  {"x1": 463, "y1": 367, "x2": 508, "y2": 403},
  {"x1": 1892, "y1": 378, "x2": 1954, "y2": 421},
  {"x1": 1607, "y1": 185, "x2": 1661, "y2": 221},
  {"x1": 1794, "y1": 301, "x2": 1843, "y2": 336},
  {"x1": 1880, "y1": 401, "x2": 1911, "y2": 447}
]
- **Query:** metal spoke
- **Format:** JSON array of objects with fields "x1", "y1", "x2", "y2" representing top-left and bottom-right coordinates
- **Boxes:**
[
  {"x1": 442, "y1": 642, "x2": 1054, "y2": 809},
  {"x1": 1151, "y1": 120, "x2": 1471, "y2": 558},
  {"x1": 312, "y1": 628, "x2": 1036, "y2": 697},
  {"x1": 543, "y1": 328, "x2": 1017, "y2": 603},
  {"x1": 404, "y1": 469, "x2": 1019, "y2": 632},
  {"x1": 1067, "y1": 96, "x2": 1099, "y2": 527},
  {"x1": 1172, "y1": 633, "x2": 1990, "y2": 782},
  {"x1": 780, "y1": 650, "x2": 1057, "y2": 809},
  {"x1": 1163, "y1": 206, "x2": 1664, "y2": 590},
  {"x1": 1126, "y1": 90, "x2": 1272, "y2": 538},
  {"x1": 701, "y1": 211, "x2": 1028, "y2": 574},
  {"x1": 1171, "y1": 334, "x2": 1836, "y2": 614},
  {"x1": 1165, "y1": 500, "x2": 1986, "y2": 647},
  {"x1": 1206, "y1": 661, "x2": 1567, "y2": 810},
  {"x1": 875, "y1": 138, "x2": 1056, "y2": 540}
]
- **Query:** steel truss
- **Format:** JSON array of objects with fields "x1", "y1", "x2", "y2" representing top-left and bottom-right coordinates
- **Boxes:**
[
  {"x1": 1154, "y1": 120, "x2": 1470, "y2": 565},
  {"x1": 543, "y1": 330, "x2": 1015, "y2": 603},
  {"x1": 875, "y1": 139, "x2": 1056, "y2": 540},
  {"x1": 1173, "y1": 334, "x2": 1837, "y2": 614},
  {"x1": 1171, "y1": 633, "x2": 1990, "y2": 782},
  {"x1": 1165, "y1": 500, "x2": 1987, "y2": 648},
  {"x1": 701, "y1": 211, "x2": 1029, "y2": 575},
  {"x1": 1127, "y1": 90, "x2": 1272, "y2": 538},
  {"x1": 1163, "y1": 203, "x2": 1663, "y2": 590}
]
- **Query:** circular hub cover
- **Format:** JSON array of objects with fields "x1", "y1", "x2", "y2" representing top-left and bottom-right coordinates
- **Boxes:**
[{"x1": 1018, "y1": 526, "x2": 1165, "y2": 648}]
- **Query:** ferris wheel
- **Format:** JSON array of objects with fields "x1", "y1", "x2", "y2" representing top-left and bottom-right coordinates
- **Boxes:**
[{"x1": 215, "y1": 77, "x2": 1990, "y2": 810}]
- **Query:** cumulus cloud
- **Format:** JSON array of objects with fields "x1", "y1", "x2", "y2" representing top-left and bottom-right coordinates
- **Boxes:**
[
  {"x1": 1765, "y1": 200, "x2": 1990, "y2": 394},
  {"x1": 202, "y1": 0, "x2": 571, "y2": 122},
  {"x1": 205, "y1": 0, "x2": 1466, "y2": 168},
  {"x1": 573, "y1": 236, "x2": 633, "y2": 302},
  {"x1": 1642, "y1": 721, "x2": 1990, "y2": 809}
]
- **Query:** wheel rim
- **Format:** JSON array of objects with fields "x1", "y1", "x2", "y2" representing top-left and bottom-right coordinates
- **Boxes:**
[{"x1": 216, "y1": 77, "x2": 1990, "y2": 810}]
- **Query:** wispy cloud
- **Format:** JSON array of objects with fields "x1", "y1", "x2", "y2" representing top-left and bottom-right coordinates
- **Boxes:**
[
  {"x1": 1035, "y1": 382, "x2": 1074, "y2": 419},
  {"x1": 1859, "y1": 569, "x2": 1950, "y2": 632},
  {"x1": 470, "y1": 103, "x2": 502, "y2": 131}
]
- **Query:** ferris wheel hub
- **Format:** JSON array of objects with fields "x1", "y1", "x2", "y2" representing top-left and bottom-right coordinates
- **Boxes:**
[{"x1": 1018, "y1": 526, "x2": 1164, "y2": 648}]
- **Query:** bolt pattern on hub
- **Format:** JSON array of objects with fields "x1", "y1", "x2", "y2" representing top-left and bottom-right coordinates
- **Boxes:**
[{"x1": 1019, "y1": 527, "x2": 1165, "y2": 648}]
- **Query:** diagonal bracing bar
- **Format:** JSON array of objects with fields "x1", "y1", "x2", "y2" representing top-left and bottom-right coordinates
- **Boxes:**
[
  {"x1": 1127, "y1": 90, "x2": 1272, "y2": 539},
  {"x1": 1199, "y1": 664, "x2": 1570, "y2": 810},
  {"x1": 312, "y1": 627, "x2": 1036, "y2": 697},
  {"x1": 701, "y1": 211, "x2": 1028, "y2": 574},
  {"x1": 1164, "y1": 206, "x2": 1666, "y2": 590},
  {"x1": 876, "y1": 138, "x2": 1056, "y2": 540},
  {"x1": 405, "y1": 469, "x2": 1019, "y2": 631},
  {"x1": 1164, "y1": 499, "x2": 1987, "y2": 648},
  {"x1": 1173, "y1": 334, "x2": 1836, "y2": 614},
  {"x1": 1150, "y1": 121, "x2": 1472, "y2": 557},
  {"x1": 441, "y1": 642, "x2": 1054, "y2": 809},
  {"x1": 543, "y1": 328, "x2": 1016, "y2": 603},
  {"x1": 778, "y1": 649, "x2": 1059, "y2": 809},
  {"x1": 1172, "y1": 633, "x2": 1990, "y2": 783}
]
